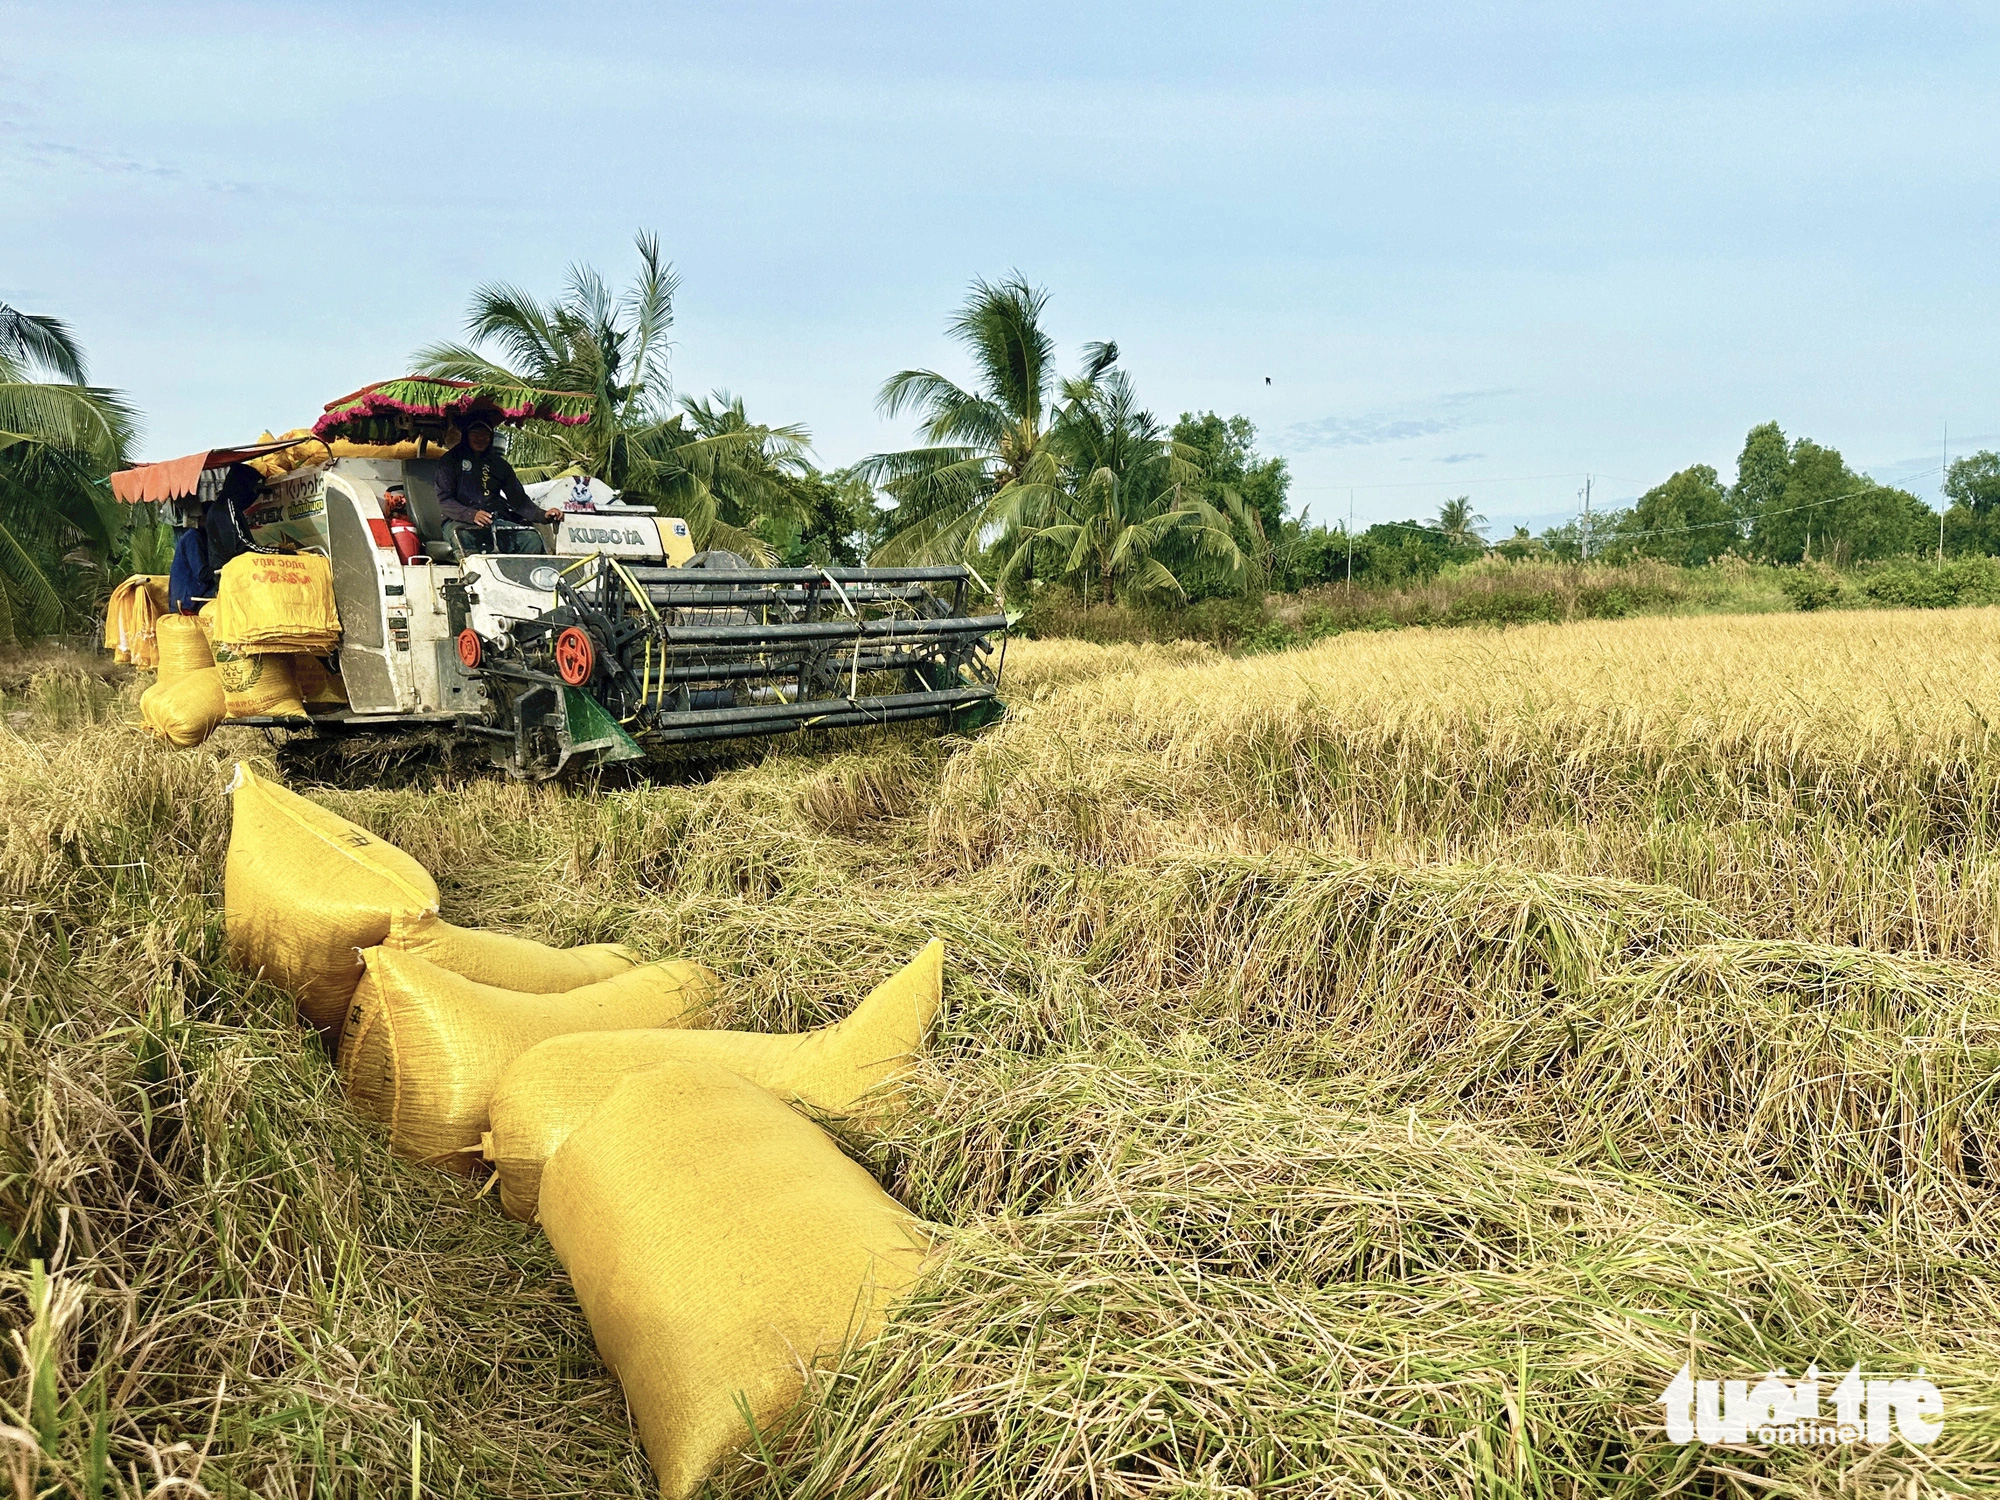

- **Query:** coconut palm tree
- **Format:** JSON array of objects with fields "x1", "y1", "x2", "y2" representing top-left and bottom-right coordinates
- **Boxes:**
[
  {"x1": 0, "y1": 304, "x2": 139, "y2": 639},
  {"x1": 0, "y1": 303, "x2": 134, "y2": 467},
  {"x1": 621, "y1": 392, "x2": 813, "y2": 559},
  {"x1": 1434, "y1": 495, "x2": 1487, "y2": 550},
  {"x1": 414, "y1": 234, "x2": 807, "y2": 557},
  {"x1": 995, "y1": 371, "x2": 1249, "y2": 604},
  {"x1": 415, "y1": 235, "x2": 674, "y2": 476},
  {"x1": 861, "y1": 275, "x2": 1117, "y2": 564}
]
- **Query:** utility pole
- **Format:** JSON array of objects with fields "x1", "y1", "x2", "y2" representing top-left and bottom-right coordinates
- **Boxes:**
[
  {"x1": 1345, "y1": 489, "x2": 1354, "y2": 592},
  {"x1": 1579, "y1": 476, "x2": 1593, "y2": 562},
  {"x1": 1940, "y1": 421, "x2": 1949, "y2": 572}
]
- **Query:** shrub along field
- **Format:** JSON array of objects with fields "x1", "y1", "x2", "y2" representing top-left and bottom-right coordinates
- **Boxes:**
[
  {"x1": 1016, "y1": 554, "x2": 2000, "y2": 651},
  {"x1": 5, "y1": 610, "x2": 2000, "y2": 1496}
]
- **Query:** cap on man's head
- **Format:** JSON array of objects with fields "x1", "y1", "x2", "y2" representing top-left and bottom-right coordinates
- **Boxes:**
[{"x1": 464, "y1": 415, "x2": 495, "y2": 435}]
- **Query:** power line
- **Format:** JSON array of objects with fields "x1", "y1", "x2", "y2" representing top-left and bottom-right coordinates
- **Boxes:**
[{"x1": 1291, "y1": 470, "x2": 1648, "y2": 493}]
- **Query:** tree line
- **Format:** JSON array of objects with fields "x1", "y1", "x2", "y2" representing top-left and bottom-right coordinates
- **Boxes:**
[
  {"x1": 6, "y1": 235, "x2": 1993, "y2": 644},
  {"x1": 1272, "y1": 424, "x2": 2000, "y2": 594},
  {"x1": 0, "y1": 244, "x2": 1293, "y2": 637}
]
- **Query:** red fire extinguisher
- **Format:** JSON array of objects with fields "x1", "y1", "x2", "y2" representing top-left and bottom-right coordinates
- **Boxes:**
[{"x1": 384, "y1": 487, "x2": 422, "y2": 564}]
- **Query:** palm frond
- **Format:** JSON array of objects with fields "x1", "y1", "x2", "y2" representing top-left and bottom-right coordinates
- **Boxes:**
[
  {"x1": 0, "y1": 382, "x2": 136, "y2": 469},
  {"x1": 1125, "y1": 554, "x2": 1185, "y2": 599},
  {"x1": 876, "y1": 370, "x2": 1008, "y2": 451},
  {"x1": 619, "y1": 232, "x2": 678, "y2": 420},
  {"x1": 854, "y1": 445, "x2": 989, "y2": 495},
  {"x1": 4, "y1": 442, "x2": 118, "y2": 553},
  {"x1": 1078, "y1": 340, "x2": 1120, "y2": 382},
  {"x1": 462, "y1": 283, "x2": 566, "y2": 374},
  {"x1": 408, "y1": 344, "x2": 526, "y2": 387},
  {"x1": 948, "y1": 274, "x2": 1055, "y2": 429},
  {"x1": 0, "y1": 461, "x2": 82, "y2": 634},
  {"x1": 0, "y1": 305, "x2": 89, "y2": 385}
]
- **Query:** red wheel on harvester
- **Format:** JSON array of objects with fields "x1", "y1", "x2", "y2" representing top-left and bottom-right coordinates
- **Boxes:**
[
  {"x1": 554, "y1": 626, "x2": 596, "y2": 686},
  {"x1": 456, "y1": 629, "x2": 483, "y2": 669}
]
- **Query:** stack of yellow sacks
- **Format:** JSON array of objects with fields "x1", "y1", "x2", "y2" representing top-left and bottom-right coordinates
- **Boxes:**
[
  {"x1": 209, "y1": 553, "x2": 342, "y2": 721},
  {"x1": 139, "y1": 614, "x2": 224, "y2": 747},
  {"x1": 135, "y1": 555, "x2": 349, "y2": 745},
  {"x1": 224, "y1": 765, "x2": 937, "y2": 1498},
  {"x1": 104, "y1": 574, "x2": 170, "y2": 667}
]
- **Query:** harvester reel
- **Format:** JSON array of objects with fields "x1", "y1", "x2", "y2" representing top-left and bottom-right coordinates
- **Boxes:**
[{"x1": 466, "y1": 552, "x2": 1006, "y2": 764}]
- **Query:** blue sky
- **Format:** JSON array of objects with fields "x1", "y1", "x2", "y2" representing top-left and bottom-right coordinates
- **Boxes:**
[{"x1": 7, "y1": 1, "x2": 1996, "y2": 530}]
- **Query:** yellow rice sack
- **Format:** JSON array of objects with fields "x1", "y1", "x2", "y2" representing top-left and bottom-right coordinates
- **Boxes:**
[
  {"x1": 213, "y1": 639, "x2": 308, "y2": 719},
  {"x1": 290, "y1": 653, "x2": 348, "y2": 706},
  {"x1": 105, "y1": 574, "x2": 170, "y2": 666},
  {"x1": 225, "y1": 765, "x2": 439, "y2": 1037},
  {"x1": 212, "y1": 552, "x2": 340, "y2": 653},
  {"x1": 139, "y1": 667, "x2": 226, "y2": 748},
  {"x1": 248, "y1": 429, "x2": 317, "y2": 477},
  {"x1": 155, "y1": 614, "x2": 215, "y2": 686},
  {"x1": 102, "y1": 577, "x2": 135, "y2": 659},
  {"x1": 484, "y1": 941, "x2": 941, "y2": 1222},
  {"x1": 338, "y1": 946, "x2": 716, "y2": 1171},
  {"x1": 541, "y1": 1060, "x2": 929, "y2": 1500},
  {"x1": 385, "y1": 909, "x2": 640, "y2": 994}
]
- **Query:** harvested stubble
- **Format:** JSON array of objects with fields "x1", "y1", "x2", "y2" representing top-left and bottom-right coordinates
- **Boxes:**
[
  {"x1": 1006, "y1": 848, "x2": 1733, "y2": 1041},
  {"x1": 735, "y1": 1047, "x2": 2000, "y2": 1497},
  {"x1": 1430, "y1": 941, "x2": 2000, "y2": 1230},
  {"x1": 9, "y1": 616, "x2": 2000, "y2": 1500}
]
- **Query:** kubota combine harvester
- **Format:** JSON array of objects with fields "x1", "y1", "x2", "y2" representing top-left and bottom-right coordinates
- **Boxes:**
[{"x1": 111, "y1": 377, "x2": 1008, "y2": 777}]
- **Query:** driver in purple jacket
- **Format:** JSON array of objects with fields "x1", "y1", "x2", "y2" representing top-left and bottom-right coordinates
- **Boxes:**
[{"x1": 435, "y1": 417, "x2": 563, "y2": 551}]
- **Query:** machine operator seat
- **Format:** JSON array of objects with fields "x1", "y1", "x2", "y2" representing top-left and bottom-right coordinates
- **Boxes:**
[
  {"x1": 402, "y1": 458, "x2": 469, "y2": 562},
  {"x1": 400, "y1": 460, "x2": 447, "y2": 538}
]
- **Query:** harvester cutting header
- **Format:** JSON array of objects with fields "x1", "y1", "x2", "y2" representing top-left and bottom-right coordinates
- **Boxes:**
[{"x1": 110, "y1": 376, "x2": 1008, "y2": 776}]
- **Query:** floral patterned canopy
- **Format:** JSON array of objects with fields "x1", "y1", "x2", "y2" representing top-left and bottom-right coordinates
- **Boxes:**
[{"x1": 313, "y1": 375, "x2": 595, "y2": 445}]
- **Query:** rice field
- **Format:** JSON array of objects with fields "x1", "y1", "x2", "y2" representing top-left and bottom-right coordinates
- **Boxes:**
[{"x1": 6, "y1": 608, "x2": 2000, "y2": 1497}]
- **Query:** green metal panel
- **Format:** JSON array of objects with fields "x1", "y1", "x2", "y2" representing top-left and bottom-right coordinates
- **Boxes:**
[{"x1": 562, "y1": 686, "x2": 645, "y2": 764}]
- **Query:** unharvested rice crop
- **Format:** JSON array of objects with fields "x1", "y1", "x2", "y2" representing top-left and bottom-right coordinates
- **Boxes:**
[{"x1": 5, "y1": 609, "x2": 2000, "y2": 1497}]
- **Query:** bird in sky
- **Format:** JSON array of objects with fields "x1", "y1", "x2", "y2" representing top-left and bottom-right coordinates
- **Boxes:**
[{"x1": 1265, "y1": 376, "x2": 1272, "y2": 385}]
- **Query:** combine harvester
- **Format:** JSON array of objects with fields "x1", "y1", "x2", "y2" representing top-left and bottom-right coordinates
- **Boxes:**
[{"x1": 112, "y1": 377, "x2": 1008, "y2": 777}]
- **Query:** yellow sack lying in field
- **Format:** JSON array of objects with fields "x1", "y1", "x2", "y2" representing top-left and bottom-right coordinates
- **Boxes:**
[
  {"x1": 290, "y1": 653, "x2": 348, "y2": 706},
  {"x1": 386, "y1": 909, "x2": 639, "y2": 994},
  {"x1": 484, "y1": 941, "x2": 942, "y2": 1221},
  {"x1": 338, "y1": 946, "x2": 716, "y2": 1171},
  {"x1": 139, "y1": 667, "x2": 226, "y2": 748},
  {"x1": 212, "y1": 552, "x2": 340, "y2": 654},
  {"x1": 541, "y1": 1060, "x2": 929, "y2": 1500},
  {"x1": 212, "y1": 639, "x2": 308, "y2": 720},
  {"x1": 226, "y1": 767, "x2": 653, "y2": 1039},
  {"x1": 155, "y1": 614, "x2": 215, "y2": 685},
  {"x1": 225, "y1": 765, "x2": 440, "y2": 1036}
]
